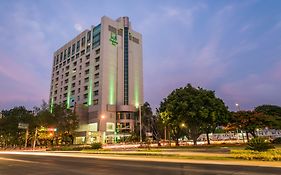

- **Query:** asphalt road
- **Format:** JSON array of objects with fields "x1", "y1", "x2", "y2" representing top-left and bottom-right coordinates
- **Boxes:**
[{"x1": 0, "y1": 152, "x2": 280, "y2": 175}]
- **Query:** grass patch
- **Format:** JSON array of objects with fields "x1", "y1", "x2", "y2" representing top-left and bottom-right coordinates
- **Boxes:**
[
  {"x1": 231, "y1": 149, "x2": 281, "y2": 161},
  {"x1": 81, "y1": 150, "x2": 232, "y2": 161}
]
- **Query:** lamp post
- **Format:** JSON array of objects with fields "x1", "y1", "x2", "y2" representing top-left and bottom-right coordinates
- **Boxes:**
[
  {"x1": 235, "y1": 103, "x2": 245, "y2": 143},
  {"x1": 139, "y1": 105, "x2": 142, "y2": 143}
]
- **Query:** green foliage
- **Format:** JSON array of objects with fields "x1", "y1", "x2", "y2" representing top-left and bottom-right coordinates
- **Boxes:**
[
  {"x1": 0, "y1": 101, "x2": 79, "y2": 147},
  {"x1": 246, "y1": 137, "x2": 274, "y2": 152},
  {"x1": 0, "y1": 106, "x2": 35, "y2": 147},
  {"x1": 231, "y1": 149, "x2": 281, "y2": 161},
  {"x1": 158, "y1": 84, "x2": 229, "y2": 145},
  {"x1": 229, "y1": 111, "x2": 273, "y2": 138},
  {"x1": 91, "y1": 142, "x2": 102, "y2": 149},
  {"x1": 272, "y1": 137, "x2": 281, "y2": 144},
  {"x1": 255, "y1": 105, "x2": 281, "y2": 129}
]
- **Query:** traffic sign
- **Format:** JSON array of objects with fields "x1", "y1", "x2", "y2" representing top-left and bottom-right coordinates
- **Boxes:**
[{"x1": 18, "y1": 123, "x2": 29, "y2": 129}]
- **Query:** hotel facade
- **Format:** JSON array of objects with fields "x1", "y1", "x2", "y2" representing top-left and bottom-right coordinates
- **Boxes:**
[{"x1": 49, "y1": 16, "x2": 143, "y2": 144}]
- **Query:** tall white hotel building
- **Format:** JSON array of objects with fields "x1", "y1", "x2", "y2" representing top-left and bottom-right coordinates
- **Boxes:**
[{"x1": 49, "y1": 16, "x2": 143, "y2": 144}]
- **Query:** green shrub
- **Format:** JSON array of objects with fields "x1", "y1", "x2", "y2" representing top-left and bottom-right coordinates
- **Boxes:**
[
  {"x1": 272, "y1": 137, "x2": 281, "y2": 144},
  {"x1": 91, "y1": 142, "x2": 102, "y2": 149},
  {"x1": 246, "y1": 137, "x2": 274, "y2": 152}
]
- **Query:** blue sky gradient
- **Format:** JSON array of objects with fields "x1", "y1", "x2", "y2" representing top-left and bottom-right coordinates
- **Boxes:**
[{"x1": 0, "y1": 0, "x2": 281, "y2": 111}]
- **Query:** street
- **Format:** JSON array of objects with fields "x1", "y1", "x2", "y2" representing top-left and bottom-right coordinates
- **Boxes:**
[{"x1": 0, "y1": 152, "x2": 280, "y2": 175}]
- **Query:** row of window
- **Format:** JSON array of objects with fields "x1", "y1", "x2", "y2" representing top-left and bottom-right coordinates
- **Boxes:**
[{"x1": 53, "y1": 24, "x2": 101, "y2": 66}]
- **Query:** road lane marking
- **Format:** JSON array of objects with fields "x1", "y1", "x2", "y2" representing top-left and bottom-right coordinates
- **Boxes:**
[{"x1": 0, "y1": 157, "x2": 35, "y2": 164}]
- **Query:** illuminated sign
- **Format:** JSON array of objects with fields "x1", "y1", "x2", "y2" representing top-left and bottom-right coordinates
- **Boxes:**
[{"x1": 109, "y1": 33, "x2": 118, "y2": 46}]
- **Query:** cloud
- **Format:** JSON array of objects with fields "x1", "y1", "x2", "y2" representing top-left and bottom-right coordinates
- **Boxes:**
[
  {"x1": 74, "y1": 23, "x2": 83, "y2": 32},
  {"x1": 220, "y1": 60, "x2": 281, "y2": 110}
]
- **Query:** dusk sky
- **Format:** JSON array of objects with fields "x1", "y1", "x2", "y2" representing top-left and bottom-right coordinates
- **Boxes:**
[{"x1": 0, "y1": 0, "x2": 281, "y2": 112}]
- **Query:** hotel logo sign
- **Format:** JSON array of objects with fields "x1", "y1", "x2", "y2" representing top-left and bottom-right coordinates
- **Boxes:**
[{"x1": 109, "y1": 32, "x2": 118, "y2": 46}]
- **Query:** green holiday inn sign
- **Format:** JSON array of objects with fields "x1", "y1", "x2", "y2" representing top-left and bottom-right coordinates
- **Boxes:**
[{"x1": 109, "y1": 32, "x2": 118, "y2": 46}]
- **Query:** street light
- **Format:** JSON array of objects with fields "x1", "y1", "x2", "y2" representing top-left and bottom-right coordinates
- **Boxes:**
[
  {"x1": 235, "y1": 103, "x2": 245, "y2": 143},
  {"x1": 235, "y1": 103, "x2": 241, "y2": 111},
  {"x1": 139, "y1": 105, "x2": 142, "y2": 143}
]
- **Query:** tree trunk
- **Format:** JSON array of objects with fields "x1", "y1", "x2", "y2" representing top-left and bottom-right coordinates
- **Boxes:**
[
  {"x1": 246, "y1": 132, "x2": 249, "y2": 142},
  {"x1": 193, "y1": 139, "x2": 197, "y2": 145},
  {"x1": 206, "y1": 132, "x2": 210, "y2": 145},
  {"x1": 175, "y1": 138, "x2": 179, "y2": 146}
]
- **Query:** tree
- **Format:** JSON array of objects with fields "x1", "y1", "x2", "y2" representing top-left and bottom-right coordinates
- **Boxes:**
[
  {"x1": 159, "y1": 84, "x2": 229, "y2": 145},
  {"x1": 52, "y1": 104, "x2": 79, "y2": 145},
  {"x1": 229, "y1": 111, "x2": 273, "y2": 141},
  {"x1": 255, "y1": 105, "x2": 281, "y2": 129},
  {"x1": 0, "y1": 106, "x2": 35, "y2": 147}
]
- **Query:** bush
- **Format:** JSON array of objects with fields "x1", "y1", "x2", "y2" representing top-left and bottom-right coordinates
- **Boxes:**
[
  {"x1": 231, "y1": 149, "x2": 281, "y2": 161},
  {"x1": 91, "y1": 142, "x2": 102, "y2": 149},
  {"x1": 272, "y1": 137, "x2": 281, "y2": 144},
  {"x1": 246, "y1": 137, "x2": 274, "y2": 152}
]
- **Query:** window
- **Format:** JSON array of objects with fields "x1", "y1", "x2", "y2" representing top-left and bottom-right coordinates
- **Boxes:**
[
  {"x1": 72, "y1": 83, "x2": 75, "y2": 88},
  {"x1": 86, "y1": 54, "x2": 90, "y2": 60},
  {"x1": 66, "y1": 66, "x2": 69, "y2": 70},
  {"x1": 68, "y1": 47, "x2": 71, "y2": 57},
  {"x1": 84, "y1": 77, "x2": 89, "y2": 83},
  {"x1": 76, "y1": 40, "x2": 80, "y2": 52},
  {"x1": 80, "y1": 58, "x2": 82, "y2": 63},
  {"x1": 65, "y1": 79, "x2": 68, "y2": 84},
  {"x1": 84, "y1": 86, "x2": 88, "y2": 91},
  {"x1": 67, "y1": 59, "x2": 70, "y2": 64},
  {"x1": 108, "y1": 25, "x2": 117, "y2": 33},
  {"x1": 72, "y1": 43, "x2": 75, "y2": 55},
  {"x1": 63, "y1": 93, "x2": 67, "y2": 98},
  {"x1": 118, "y1": 28, "x2": 123, "y2": 36},
  {"x1": 65, "y1": 72, "x2": 69, "y2": 77},
  {"x1": 71, "y1": 90, "x2": 75, "y2": 95},
  {"x1": 84, "y1": 93, "x2": 88, "y2": 99},
  {"x1": 76, "y1": 53, "x2": 80, "y2": 59},
  {"x1": 81, "y1": 50, "x2": 85, "y2": 56},
  {"x1": 87, "y1": 31, "x2": 91, "y2": 43},
  {"x1": 79, "y1": 65, "x2": 82, "y2": 70},
  {"x1": 95, "y1": 56, "x2": 100, "y2": 62},
  {"x1": 81, "y1": 36, "x2": 85, "y2": 47},
  {"x1": 64, "y1": 49, "x2": 67, "y2": 60},
  {"x1": 60, "y1": 52, "x2": 63, "y2": 62},
  {"x1": 72, "y1": 75, "x2": 76, "y2": 81},
  {"x1": 85, "y1": 69, "x2": 89, "y2": 75},
  {"x1": 95, "y1": 65, "x2": 99, "y2": 71},
  {"x1": 78, "y1": 80, "x2": 81, "y2": 85},
  {"x1": 73, "y1": 61, "x2": 77, "y2": 67},
  {"x1": 94, "y1": 90, "x2": 98, "y2": 96},
  {"x1": 64, "y1": 86, "x2": 68, "y2": 90},
  {"x1": 133, "y1": 37, "x2": 139, "y2": 44},
  {"x1": 94, "y1": 81, "x2": 99, "y2": 87},
  {"x1": 94, "y1": 73, "x2": 99, "y2": 79},
  {"x1": 95, "y1": 48, "x2": 100, "y2": 55},
  {"x1": 85, "y1": 61, "x2": 90, "y2": 67},
  {"x1": 86, "y1": 45, "x2": 90, "y2": 53},
  {"x1": 92, "y1": 24, "x2": 101, "y2": 49},
  {"x1": 78, "y1": 88, "x2": 80, "y2": 93},
  {"x1": 93, "y1": 99, "x2": 98, "y2": 105}
]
